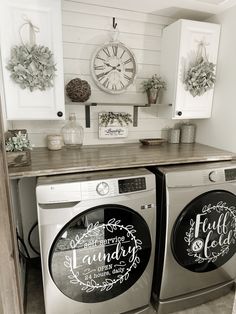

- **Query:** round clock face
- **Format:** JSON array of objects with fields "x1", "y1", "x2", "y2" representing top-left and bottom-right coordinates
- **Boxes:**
[{"x1": 91, "y1": 42, "x2": 137, "y2": 94}]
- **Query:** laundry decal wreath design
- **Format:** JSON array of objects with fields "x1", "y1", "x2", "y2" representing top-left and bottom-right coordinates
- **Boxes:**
[
  {"x1": 64, "y1": 219, "x2": 142, "y2": 293},
  {"x1": 185, "y1": 201, "x2": 236, "y2": 263}
]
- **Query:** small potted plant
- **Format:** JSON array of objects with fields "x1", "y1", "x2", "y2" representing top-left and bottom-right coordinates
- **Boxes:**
[
  {"x1": 5, "y1": 131, "x2": 32, "y2": 167},
  {"x1": 142, "y1": 74, "x2": 166, "y2": 105},
  {"x1": 99, "y1": 112, "x2": 132, "y2": 138}
]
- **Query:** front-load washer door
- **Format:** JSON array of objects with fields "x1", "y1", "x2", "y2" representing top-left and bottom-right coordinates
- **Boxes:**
[
  {"x1": 49, "y1": 204, "x2": 152, "y2": 303},
  {"x1": 171, "y1": 190, "x2": 236, "y2": 272}
]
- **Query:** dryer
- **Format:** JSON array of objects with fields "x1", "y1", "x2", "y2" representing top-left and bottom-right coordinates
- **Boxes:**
[
  {"x1": 36, "y1": 168, "x2": 156, "y2": 314},
  {"x1": 150, "y1": 162, "x2": 236, "y2": 314}
]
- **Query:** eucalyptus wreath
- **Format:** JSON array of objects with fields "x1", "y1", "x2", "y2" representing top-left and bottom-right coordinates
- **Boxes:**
[
  {"x1": 6, "y1": 44, "x2": 56, "y2": 92},
  {"x1": 184, "y1": 56, "x2": 216, "y2": 97}
]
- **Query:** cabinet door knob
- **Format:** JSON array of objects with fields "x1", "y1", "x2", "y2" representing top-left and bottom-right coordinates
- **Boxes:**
[
  {"x1": 57, "y1": 111, "x2": 63, "y2": 117},
  {"x1": 177, "y1": 111, "x2": 182, "y2": 116}
]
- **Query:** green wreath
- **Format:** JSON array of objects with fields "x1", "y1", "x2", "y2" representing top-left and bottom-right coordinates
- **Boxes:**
[
  {"x1": 183, "y1": 41, "x2": 216, "y2": 97},
  {"x1": 184, "y1": 57, "x2": 216, "y2": 97},
  {"x1": 6, "y1": 44, "x2": 56, "y2": 92}
]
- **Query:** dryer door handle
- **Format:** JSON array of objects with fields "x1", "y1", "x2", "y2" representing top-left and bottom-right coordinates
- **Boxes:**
[{"x1": 38, "y1": 201, "x2": 80, "y2": 210}]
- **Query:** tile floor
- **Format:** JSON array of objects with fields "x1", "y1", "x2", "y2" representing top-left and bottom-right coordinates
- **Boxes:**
[{"x1": 25, "y1": 261, "x2": 236, "y2": 314}]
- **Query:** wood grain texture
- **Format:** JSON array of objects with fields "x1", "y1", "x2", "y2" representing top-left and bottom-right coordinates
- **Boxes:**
[
  {"x1": 8, "y1": 143, "x2": 236, "y2": 179},
  {"x1": 0, "y1": 99, "x2": 23, "y2": 313}
]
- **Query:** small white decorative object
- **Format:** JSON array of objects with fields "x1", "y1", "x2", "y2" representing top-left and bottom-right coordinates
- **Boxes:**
[{"x1": 98, "y1": 112, "x2": 132, "y2": 138}]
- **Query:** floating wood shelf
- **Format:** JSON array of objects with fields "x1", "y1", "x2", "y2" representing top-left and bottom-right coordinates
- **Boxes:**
[{"x1": 82, "y1": 102, "x2": 171, "y2": 128}]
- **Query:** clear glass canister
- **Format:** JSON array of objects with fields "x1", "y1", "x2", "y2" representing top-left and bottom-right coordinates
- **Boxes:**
[{"x1": 61, "y1": 113, "x2": 84, "y2": 148}]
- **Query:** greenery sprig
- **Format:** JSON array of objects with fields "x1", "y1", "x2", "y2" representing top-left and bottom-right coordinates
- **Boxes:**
[
  {"x1": 99, "y1": 112, "x2": 132, "y2": 127},
  {"x1": 141, "y1": 74, "x2": 166, "y2": 92},
  {"x1": 7, "y1": 44, "x2": 56, "y2": 91},
  {"x1": 5, "y1": 131, "x2": 32, "y2": 152}
]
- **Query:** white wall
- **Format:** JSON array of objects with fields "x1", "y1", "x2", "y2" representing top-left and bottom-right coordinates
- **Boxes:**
[
  {"x1": 12, "y1": 0, "x2": 177, "y2": 146},
  {"x1": 194, "y1": 5, "x2": 236, "y2": 153}
]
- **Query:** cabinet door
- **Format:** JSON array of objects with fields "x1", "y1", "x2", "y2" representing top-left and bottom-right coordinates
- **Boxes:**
[
  {"x1": 174, "y1": 20, "x2": 220, "y2": 119},
  {"x1": 161, "y1": 19, "x2": 220, "y2": 120},
  {"x1": 0, "y1": 0, "x2": 65, "y2": 120}
]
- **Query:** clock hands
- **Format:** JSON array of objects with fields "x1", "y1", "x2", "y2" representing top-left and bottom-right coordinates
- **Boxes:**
[{"x1": 103, "y1": 67, "x2": 121, "y2": 76}]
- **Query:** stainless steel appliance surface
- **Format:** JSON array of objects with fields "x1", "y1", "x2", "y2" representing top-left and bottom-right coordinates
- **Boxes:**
[
  {"x1": 36, "y1": 168, "x2": 156, "y2": 314},
  {"x1": 150, "y1": 161, "x2": 236, "y2": 314}
]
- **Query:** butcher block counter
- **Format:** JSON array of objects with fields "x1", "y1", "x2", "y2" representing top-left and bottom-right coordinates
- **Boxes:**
[{"x1": 8, "y1": 142, "x2": 236, "y2": 179}]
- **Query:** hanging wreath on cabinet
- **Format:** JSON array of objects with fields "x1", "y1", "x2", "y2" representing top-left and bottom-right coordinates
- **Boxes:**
[
  {"x1": 183, "y1": 41, "x2": 216, "y2": 97},
  {"x1": 6, "y1": 17, "x2": 56, "y2": 92}
]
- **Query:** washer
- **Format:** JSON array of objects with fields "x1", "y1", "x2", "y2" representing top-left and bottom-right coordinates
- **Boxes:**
[
  {"x1": 150, "y1": 162, "x2": 236, "y2": 314},
  {"x1": 36, "y1": 168, "x2": 156, "y2": 314}
]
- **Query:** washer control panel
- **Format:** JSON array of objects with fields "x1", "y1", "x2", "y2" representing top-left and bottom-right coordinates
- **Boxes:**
[
  {"x1": 118, "y1": 177, "x2": 146, "y2": 194},
  {"x1": 96, "y1": 182, "x2": 109, "y2": 196}
]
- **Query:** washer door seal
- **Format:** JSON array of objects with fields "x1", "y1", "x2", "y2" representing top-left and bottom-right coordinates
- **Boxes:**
[
  {"x1": 171, "y1": 190, "x2": 236, "y2": 272},
  {"x1": 49, "y1": 204, "x2": 152, "y2": 303}
]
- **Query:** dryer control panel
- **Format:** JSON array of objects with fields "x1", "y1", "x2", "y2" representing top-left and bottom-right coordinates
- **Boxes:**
[{"x1": 118, "y1": 177, "x2": 146, "y2": 194}]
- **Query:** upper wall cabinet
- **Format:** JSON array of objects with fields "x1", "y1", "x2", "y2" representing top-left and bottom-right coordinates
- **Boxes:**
[
  {"x1": 0, "y1": 0, "x2": 65, "y2": 120},
  {"x1": 161, "y1": 19, "x2": 220, "y2": 119}
]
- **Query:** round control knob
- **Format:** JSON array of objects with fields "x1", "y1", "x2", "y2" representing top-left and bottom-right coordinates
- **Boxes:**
[
  {"x1": 209, "y1": 171, "x2": 221, "y2": 183},
  {"x1": 96, "y1": 182, "x2": 109, "y2": 196},
  {"x1": 177, "y1": 111, "x2": 182, "y2": 116},
  {"x1": 57, "y1": 111, "x2": 63, "y2": 117}
]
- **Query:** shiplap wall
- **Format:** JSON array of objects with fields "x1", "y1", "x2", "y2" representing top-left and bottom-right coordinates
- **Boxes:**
[{"x1": 12, "y1": 0, "x2": 177, "y2": 146}]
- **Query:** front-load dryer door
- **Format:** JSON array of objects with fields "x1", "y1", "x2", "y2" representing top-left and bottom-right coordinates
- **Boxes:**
[
  {"x1": 171, "y1": 190, "x2": 236, "y2": 272},
  {"x1": 49, "y1": 204, "x2": 152, "y2": 303}
]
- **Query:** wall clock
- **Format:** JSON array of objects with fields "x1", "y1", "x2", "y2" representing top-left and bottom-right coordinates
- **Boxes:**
[{"x1": 91, "y1": 42, "x2": 137, "y2": 94}]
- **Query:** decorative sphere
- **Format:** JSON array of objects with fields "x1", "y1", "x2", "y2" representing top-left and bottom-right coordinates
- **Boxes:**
[{"x1": 66, "y1": 78, "x2": 91, "y2": 102}]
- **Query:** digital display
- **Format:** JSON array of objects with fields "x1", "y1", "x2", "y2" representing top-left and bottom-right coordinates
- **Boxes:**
[
  {"x1": 225, "y1": 168, "x2": 236, "y2": 181},
  {"x1": 118, "y1": 177, "x2": 146, "y2": 194}
]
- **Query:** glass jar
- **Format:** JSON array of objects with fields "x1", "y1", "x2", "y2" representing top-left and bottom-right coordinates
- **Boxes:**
[{"x1": 61, "y1": 113, "x2": 84, "y2": 148}]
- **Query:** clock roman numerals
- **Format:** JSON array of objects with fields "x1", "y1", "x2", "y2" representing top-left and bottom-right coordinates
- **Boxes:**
[
  {"x1": 112, "y1": 45, "x2": 118, "y2": 57},
  {"x1": 96, "y1": 56, "x2": 106, "y2": 62},
  {"x1": 120, "y1": 81, "x2": 125, "y2": 88},
  {"x1": 120, "y1": 50, "x2": 125, "y2": 59},
  {"x1": 94, "y1": 65, "x2": 105, "y2": 70},
  {"x1": 103, "y1": 78, "x2": 109, "y2": 88},
  {"x1": 124, "y1": 58, "x2": 132, "y2": 65},
  {"x1": 125, "y1": 68, "x2": 134, "y2": 73},
  {"x1": 96, "y1": 72, "x2": 105, "y2": 81},
  {"x1": 103, "y1": 47, "x2": 111, "y2": 57},
  {"x1": 123, "y1": 74, "x2": 131, "y2": 81}
]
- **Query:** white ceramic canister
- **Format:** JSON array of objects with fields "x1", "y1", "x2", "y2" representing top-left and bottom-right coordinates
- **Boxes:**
[
  {"x1": 180, "y1": 124, "x2": 196, "y2": 143},
  {"x1": 47, "y1": 134, "x2": 63, "y2": 150},
  {"x1": 168, "y1": 128, "x2": 180, "y2": 144}
]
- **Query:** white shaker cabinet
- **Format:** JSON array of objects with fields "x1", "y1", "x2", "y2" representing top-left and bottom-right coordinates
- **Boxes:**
[
  {"x1": 0, "y1": 0, "x2": 65, "y2": 120},
  {"x1": 160, "y1": 19, "x2": 220, "y2": 119}
]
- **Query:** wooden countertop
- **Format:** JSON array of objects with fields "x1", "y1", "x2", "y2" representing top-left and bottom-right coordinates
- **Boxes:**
[{"x1": 8, "y1": 143, "x2": 236, "y2": 179}]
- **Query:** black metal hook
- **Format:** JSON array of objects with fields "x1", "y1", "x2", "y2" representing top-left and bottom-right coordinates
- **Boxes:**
[{"x1": 113, "y1": 17, "x2": 117, "y2": 29}]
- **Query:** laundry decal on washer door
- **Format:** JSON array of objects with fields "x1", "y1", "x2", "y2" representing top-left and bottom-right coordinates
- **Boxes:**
[
  {"x1": 172, "y1": 190, "x2": 236, "y2": 272},
  {"x1": 49, "y1": 205, "x2": 152, "y2": 302},
  {"x1": 185, "y1": 201, "x2": 236, "y2": 263},
  {"x1": 63, "y1": 219, "x2": 142, "y2": 292}
]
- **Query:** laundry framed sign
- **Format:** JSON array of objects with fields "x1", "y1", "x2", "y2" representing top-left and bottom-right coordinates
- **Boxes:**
[{"x1": 98, "y1": 112, "x2": 132, "y2": 138}]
